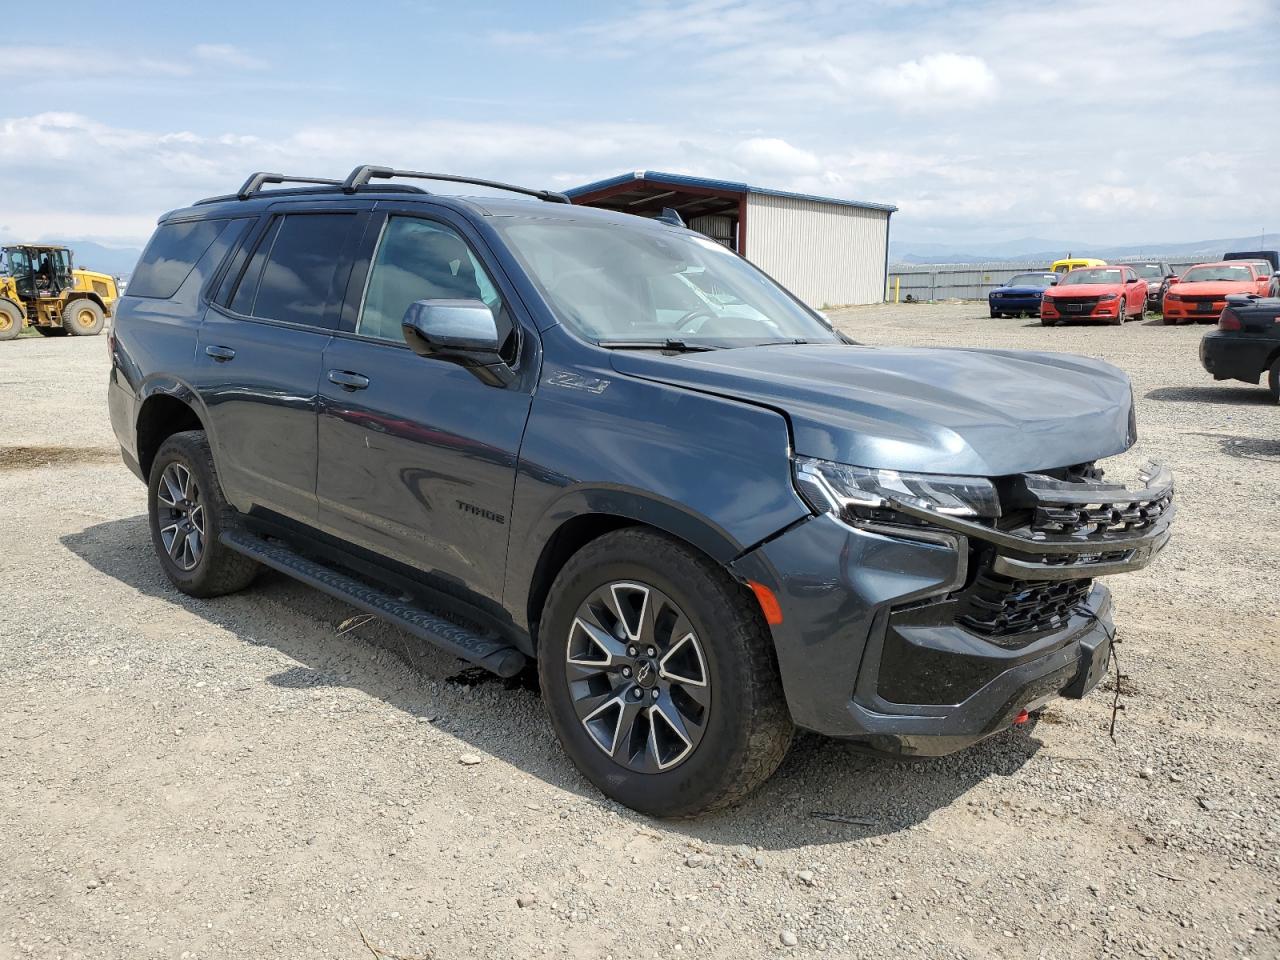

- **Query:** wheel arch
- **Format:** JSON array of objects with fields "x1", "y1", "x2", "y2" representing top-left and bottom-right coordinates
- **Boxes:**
[
  {"x1": 519, "y1": 488, "x2": 753, "y2": 645},
  {"x1": 135, "y1": 385, "x2": 208, "y2": 479}
]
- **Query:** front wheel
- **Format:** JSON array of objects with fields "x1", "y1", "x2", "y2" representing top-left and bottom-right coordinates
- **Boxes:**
[
  {"x1": 148, "y1": 430, "x2": 259, "y2": 597},
  {"x1": 63, "y1": 298, "x2": 105, "y2": 336},
  {"x1": 1268, "y1": 358, "x2": 1280, "y2": 403},
  {"x1": 0, "y1": 298, "x2": 22, "y2": 341},
  {"x1": 538, "y1": 528, "x2": 793, "y2": 817},
  {"x1": 1113, "y1": 300, "x2": 1126, "y2": 325}
]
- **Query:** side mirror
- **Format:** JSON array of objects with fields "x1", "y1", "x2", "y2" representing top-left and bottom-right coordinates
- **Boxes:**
[
  {"x1": 1126, "y1": 277, "x2": 1138, "y2": 284},
  {"x1": 1167, "y1": 276, "x2": 1179, "y2": 284},
  {"x1": 401, "y1": 299, "x2": 513, "y2": 387}
]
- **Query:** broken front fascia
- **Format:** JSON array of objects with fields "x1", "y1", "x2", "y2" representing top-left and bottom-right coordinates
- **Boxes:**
[{"x1": 792, "y1": 457, "x2": 1175, "y2": 580}]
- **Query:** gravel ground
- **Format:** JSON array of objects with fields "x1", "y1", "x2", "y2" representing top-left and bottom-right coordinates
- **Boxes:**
[{"x1": 2, "y1": 303, "x2": 1277, "y2": 960}]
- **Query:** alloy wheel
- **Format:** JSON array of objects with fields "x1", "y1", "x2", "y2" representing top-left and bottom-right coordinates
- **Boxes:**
[
  {"x1": 156, "y1": 461, "x2": 206, "y2": 571},
  {"x1": 565, "y1": 581, "x2": 710, "y2": 773}
]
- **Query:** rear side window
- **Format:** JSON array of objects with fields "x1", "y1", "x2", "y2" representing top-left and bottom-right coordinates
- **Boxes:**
[
  {"x1": 129, "y1": 220, "x2": 229, "y2": 299},
  {"x1": 229, "y1": 213, "x2": 355, "y2": 328}
]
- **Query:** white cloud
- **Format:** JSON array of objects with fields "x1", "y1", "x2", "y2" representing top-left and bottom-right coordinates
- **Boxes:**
[
  {"x1": 870, "y1": 53, "x2": 998, "y2": 107},
  {"x1": 0, "y1": 47, "x2": 191, "y2": 78},
  {"x1": 734, "y1": 138, "x2": 821, "y2": 175},
  {"x1": 194, "y1": 44, "x2": 268, "y2": 70}
]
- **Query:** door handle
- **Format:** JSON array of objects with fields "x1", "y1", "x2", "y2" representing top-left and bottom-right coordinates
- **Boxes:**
[
  {"x1": 205, "y1": 344, "x2": 236, "y2": 362},
  {"x1": 327, "y1": 369, "x2": 370, "y2": 391}
]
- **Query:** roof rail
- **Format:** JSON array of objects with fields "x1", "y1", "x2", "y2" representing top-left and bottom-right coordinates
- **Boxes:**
[
  {"x1": 342, "y1": 165, "x2": 572, "y2": 204},
  {"x1": 237, "y1": 172, "x2": 343, "y2": 200}
]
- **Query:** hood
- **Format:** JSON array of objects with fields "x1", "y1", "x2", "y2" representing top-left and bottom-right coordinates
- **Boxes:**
[
  {"x1": 609, "y1": 343, "x2": 1135, "y2": 476},
  {"x1": 1046, "y1": 283, "x2": 1125, "y2": 298},
  {"x1": 1170, "y1": 280, "x2": 1256, "y2": 296}
]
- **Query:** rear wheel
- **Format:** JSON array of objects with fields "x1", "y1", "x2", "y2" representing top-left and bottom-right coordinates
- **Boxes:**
[
  {"x1": 147, "y1": 430, "x2": 259, "y2": 598},
  {"x1": 539, "y1": 528, "x2": 793, "y2": 817},
  {"x1": 0, "y1": 298, "x2": 22, "y2": 341},
  {"x1": 63, "y1": 298, "x2": 105, "y2": 336},
  {"x1": 1268, "y1": 357, "x2": 1280, "y2": 403}
]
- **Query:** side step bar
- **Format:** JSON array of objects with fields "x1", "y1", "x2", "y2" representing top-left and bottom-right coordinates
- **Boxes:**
[{"x1": 220, "y1": 530, "x2": 528, "y2": 678}]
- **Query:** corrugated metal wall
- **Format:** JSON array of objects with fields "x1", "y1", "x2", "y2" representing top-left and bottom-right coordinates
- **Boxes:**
[
  {"x1": 687, "y1": 214, "x2": 735, "y2": 249},
  {"x1": 745, "y1": 193, "x2": 889, "y2": 307}
]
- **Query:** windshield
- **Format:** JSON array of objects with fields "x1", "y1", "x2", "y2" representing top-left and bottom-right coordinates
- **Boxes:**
[
  {"x1": 493, "y1": 218, "x2": 839, "y2": 347},
  {"x1": 3, "y1": 247, "x2": 29, "y2": 277},
  {"x1": 1006, "y1": 273, "x2": 1055, "y2": 287},
  {"x1": 1121, "y1": 263, "x2": 1164, "y2": 279},
  {"x1": 1059, "y1": 268, "x2": 1124, "y2": 285},
  {"x1": 1182, "y1": 265, "x2": 1255, "y2": 283}
]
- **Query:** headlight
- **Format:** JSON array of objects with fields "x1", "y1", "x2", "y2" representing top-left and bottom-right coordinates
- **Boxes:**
[
  {"x1": 1166, "y1": 293, "x2": 1181, "y2": 302},
  {"x1": 1100, "y1": 293, "x2": 1118, "y2": 301},
  {"x1": 793, "y1": 457, "x2": 1001, "y2": 523}
]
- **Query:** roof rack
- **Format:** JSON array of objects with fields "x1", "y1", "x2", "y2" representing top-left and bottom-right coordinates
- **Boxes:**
[
  {"x1": 236, "y1": 172, "x2": 343, "y2": 200},
  {"x1": 342, "y1": 165, "x2": 572, "y2": 204}
]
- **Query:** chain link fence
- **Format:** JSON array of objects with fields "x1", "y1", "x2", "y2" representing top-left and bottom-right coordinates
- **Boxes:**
[{"x1": 886, "y1": 258, "x2": 1209, "y2": 302}]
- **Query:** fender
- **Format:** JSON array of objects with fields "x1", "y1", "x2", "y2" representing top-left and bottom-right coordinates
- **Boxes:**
[
  {"x1": 131, "y1": 375, "x2": 218, "y2": 476},
  {"x1": 504, "y1": 330, "x2": 812, "y2": 636}
]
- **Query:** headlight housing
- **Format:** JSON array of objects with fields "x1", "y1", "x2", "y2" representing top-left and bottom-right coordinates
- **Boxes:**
[
  {"x1": 793, "y1": 457, "x2": 1001, "y2": 525},
  {"x1": 1099, "y1": 293, "x2": 1119, "y2": 301}
]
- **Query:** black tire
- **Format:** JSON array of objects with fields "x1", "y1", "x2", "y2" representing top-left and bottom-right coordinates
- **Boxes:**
[
  {"x1": 147, "y1": 430, "x2": 259, "y2": 598},
  {"x1": 1041, "y1": 318, "x2": 1056, "y2": 326},
  {"x1": 989, "y1": 308, "x2": 1001, "y2": 318},
  {"x1": 1162, "y1": 314, "x2": 1177, "y2": 325},
  {"x1": 538, "y1": 527, "x2": 793, "y2": 817},
  {"x1": 0, "y1": 298, "x2": 22, "y2": 341},
  {"x1": 1268, "y1": 357, "x2": 1280, "y2": 403},
  {"x1": 63, "y1": 298, "x2": 105, "y2": 336},
  {"x1": 1113, "y1": 300, "x2": 1126, "y2": 325}
]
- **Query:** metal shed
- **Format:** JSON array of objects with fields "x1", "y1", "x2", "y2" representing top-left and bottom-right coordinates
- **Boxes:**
[{"x1": 565, "y1": 171, "x2": 897, "y2": 308}]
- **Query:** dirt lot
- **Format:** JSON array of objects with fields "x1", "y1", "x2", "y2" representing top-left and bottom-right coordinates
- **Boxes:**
[{"x1": 2, "y1": 304, "x2": 1277, "y2": 960}]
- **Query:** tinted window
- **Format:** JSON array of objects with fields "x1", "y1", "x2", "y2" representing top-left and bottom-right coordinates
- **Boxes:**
[
  {"x1": 229, "y1": 218, "x2": 281, "y2": 316},
  {"x1": 358, "y1": 217, "x2": 512, "y2": 358},
  {"x1": 232, "y1": 214, "x2": 354, "y2": 327},
  {"x1": 129, "y1": 220, "x2": 229, "y2": 299}
]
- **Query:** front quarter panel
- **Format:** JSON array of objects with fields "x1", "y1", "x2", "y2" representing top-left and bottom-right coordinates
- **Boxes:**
[{"x1": 505, "y1": 325, "x2": 810, "y2": 633}]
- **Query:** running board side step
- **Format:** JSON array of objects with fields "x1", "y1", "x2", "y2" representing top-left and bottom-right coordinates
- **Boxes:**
[{"x1": 220, "y1": 530, "x2": 527, "y2": 678}]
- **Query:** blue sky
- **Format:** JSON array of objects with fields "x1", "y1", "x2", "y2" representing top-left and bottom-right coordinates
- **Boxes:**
[{"x1": 4, "y1": 0, "x2": 1277, "y2": 249}]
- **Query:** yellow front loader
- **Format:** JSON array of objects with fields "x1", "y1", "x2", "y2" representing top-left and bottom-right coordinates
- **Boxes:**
[{"x1": 0, "y1": 244, "x2": 120, "y2": 340}]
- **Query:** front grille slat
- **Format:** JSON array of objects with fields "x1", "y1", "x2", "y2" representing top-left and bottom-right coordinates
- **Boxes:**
[{"x1": 956, "y1": 569, "x2": 1093, "y2": 643}]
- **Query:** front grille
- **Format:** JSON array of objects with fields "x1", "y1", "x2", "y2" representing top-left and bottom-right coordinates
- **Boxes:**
[
  {"x1": 1178, "y1": 295, "x2": 1224, "y2": 304},
  {"x1": 1030, "y1": 489, "x2": 1173, "y2": 538},
  {"x1": 1052, "y1": 297, "x2": 1100, "y2": 312},
  {"x1": 956, "y1": 568, "x2": 1093, "y2": 641}
]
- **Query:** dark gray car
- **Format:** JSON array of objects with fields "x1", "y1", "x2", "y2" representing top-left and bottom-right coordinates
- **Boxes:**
[
  {"x1": 107, "y1": 166, "x2": 1175, "y2": 816},
  {"x1": 1118, "y1": 261, "x2": 1177, "y2": 311}
]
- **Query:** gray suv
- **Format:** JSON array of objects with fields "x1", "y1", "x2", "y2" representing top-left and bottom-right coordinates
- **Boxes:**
[{"x1": 107, "y1": 166, "x2": 1175, "y2": 816}]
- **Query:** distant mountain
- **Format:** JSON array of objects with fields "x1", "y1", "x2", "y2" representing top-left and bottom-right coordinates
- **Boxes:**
[
  {"x1": 55, "y1": 240, "x2": 142, "y2": 278},
  {"x1": 890, "y1": 235, "x2": 1275, "y2": 266}
]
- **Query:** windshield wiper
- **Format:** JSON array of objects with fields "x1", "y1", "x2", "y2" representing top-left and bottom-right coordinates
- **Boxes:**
[
  {"x1": 596, "y1": 338, "x2": 719, "y2": 352},
  {"x1": 753, "y1": 338, "x2": 815, "y2": 346}
]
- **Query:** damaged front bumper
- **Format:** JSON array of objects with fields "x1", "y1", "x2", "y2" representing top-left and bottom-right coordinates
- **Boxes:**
[{"x1": 730, "y1": 462, "x2": 1173, "y2": 755}]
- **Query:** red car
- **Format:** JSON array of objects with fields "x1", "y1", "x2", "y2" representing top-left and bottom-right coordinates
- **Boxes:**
[
  {"x1": 1040, "y1": 265, "x2": 1148, "y2": 326},
  {"x1": 1163, "y1": 261, "x2": 1268, "y2": 325}
]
